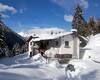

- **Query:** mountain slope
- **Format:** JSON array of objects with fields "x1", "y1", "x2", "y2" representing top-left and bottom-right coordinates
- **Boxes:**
[{"x1": 0, "y1": 20, "x2": 25, "y2": 57}]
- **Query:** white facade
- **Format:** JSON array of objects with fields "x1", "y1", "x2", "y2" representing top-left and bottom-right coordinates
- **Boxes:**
[
  {"x1": 60, "y1": 34, "x2": 74, "y2": 54},
  {"x1": 28, "y1": 31, "x2": 80, "y2": 59}
]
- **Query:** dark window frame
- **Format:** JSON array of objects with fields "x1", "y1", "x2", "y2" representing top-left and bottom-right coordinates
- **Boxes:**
[
  {"x1": 65, "y1": 41, "x2": 70, "y2": 48},
  {"x1": 30, "y1": 42, "x2": 32, "y2": 45}
]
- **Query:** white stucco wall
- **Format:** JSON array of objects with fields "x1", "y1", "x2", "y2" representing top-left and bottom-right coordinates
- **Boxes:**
[
  {"x1": 72, "y1": 37, "x2": 80, "y2": 59},
  {"x1": 59, "y1": 35, "x2": 74, "y2": 54},
  {"x1": 28, "y1": 41, "x2": 32, "y2": 56}
]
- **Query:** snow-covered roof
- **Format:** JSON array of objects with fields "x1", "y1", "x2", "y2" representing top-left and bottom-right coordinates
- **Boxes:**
[
  {"x1": 71, "y1": 29, "x2": 77, "y2": 32},
  {"x1": 79, "y1": 35, "x2": 88, "y2": 42},
  {"x1": 18, "y1": 28, "x2": 65, "y2": 37},
  {"x1": 30, "y1": 32, "x2": 73, "y2": 42}
]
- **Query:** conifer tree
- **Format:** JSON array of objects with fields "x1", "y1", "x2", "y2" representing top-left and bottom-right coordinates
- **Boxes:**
[
  {"x1": 72, "y1": 4, "x2": 87, "y2": 36},
  {"x1": 0, "y1": 14, "x2": 8, "y2": 57},
  {"x1": 96, "y1": 18, "x2": 100, "y2": 34},
  {"x1": 87, "y1": 16, "x2": 96, "y2": 35},
  {"x1": 0, "y1": 14, "x2": 5, "y2": 48}
]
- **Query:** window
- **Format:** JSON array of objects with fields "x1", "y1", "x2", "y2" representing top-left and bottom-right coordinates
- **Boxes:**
[
  {"x1": 56, "y1": 41, "x2": 58, "y2": 46},
  {"x1": 65, "y1": 41, "x2": 69, "y2": 48},
  {"x1": 30, "y1": 42, "x2": 32, "y2": 45}
]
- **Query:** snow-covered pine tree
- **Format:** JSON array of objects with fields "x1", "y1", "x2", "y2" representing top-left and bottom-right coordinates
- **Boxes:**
[
  {"x1": 0, "y1": 15, "x2": 10, "y2": 57},
  {"x1": 72, "y1": 4, "x2": 87, "y2": 36},
  {"x1": 12, "y1": 43, "x2": 20, "y2": 56},
  {"x1": 0, "y1": 29, "x2": 5, "y2": 47},
  {"x1": 0, "y1": 14, "x2": 6, "y2": 48},
  {"x1": 0, "y1": 15, "x2": 8, "y2": 57}
]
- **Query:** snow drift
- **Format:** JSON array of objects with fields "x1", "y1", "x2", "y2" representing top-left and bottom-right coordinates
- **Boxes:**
[
  {"x1": 68, "y1": 59, "x2": 100, "y2": 80},
  {"x1": 0, "y1": 53, "x2": 66, "y2": 80},
  {"x1": 83, "y1": 33, "x2": 100, "y2": 62}
]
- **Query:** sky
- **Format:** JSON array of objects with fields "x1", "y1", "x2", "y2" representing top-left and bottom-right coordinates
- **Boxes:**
[{"x1": 0, "y1": 0, "x2": 100, "y2": 32}]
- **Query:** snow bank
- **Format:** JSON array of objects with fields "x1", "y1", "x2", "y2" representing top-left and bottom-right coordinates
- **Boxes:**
[
  {"x1": 85, "y1": 34, "x2": 100, "y2": 48},
  {"x1": 65, "y1": 59, "x2": 100, "y2": 80},
  {"x1": 31, "y1": 54, "x2": 47, "y2": 64},
  {"x1": 65, "y1": 60, "x2": 87, "y2": 80},
  {"x1": 0, "y1": 52, "x2": 66, "y2": 80},
  {"x1": 45, "y1": 47, "x2": 58, "y2": 58},
  {"x1": 83, "y1": 33, "x2": 100, "y2": 62},
  {"x1": 48, "y1": 60, "x2": 63, "y2": 68}
]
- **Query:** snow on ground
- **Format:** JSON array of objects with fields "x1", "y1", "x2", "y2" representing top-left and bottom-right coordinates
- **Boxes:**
[
  {"x1": 1, "y1": 53, "x2": 100, "y2": 80},
  {"x1": 83, "y1": 33, "x2": 100, "y2": 62},
  {"x1": 0, "y1": 53, "x2": 66, "y2": 80},
  {"x1": 68, "y1": 59, "x2": 100, "y2": 80}
]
